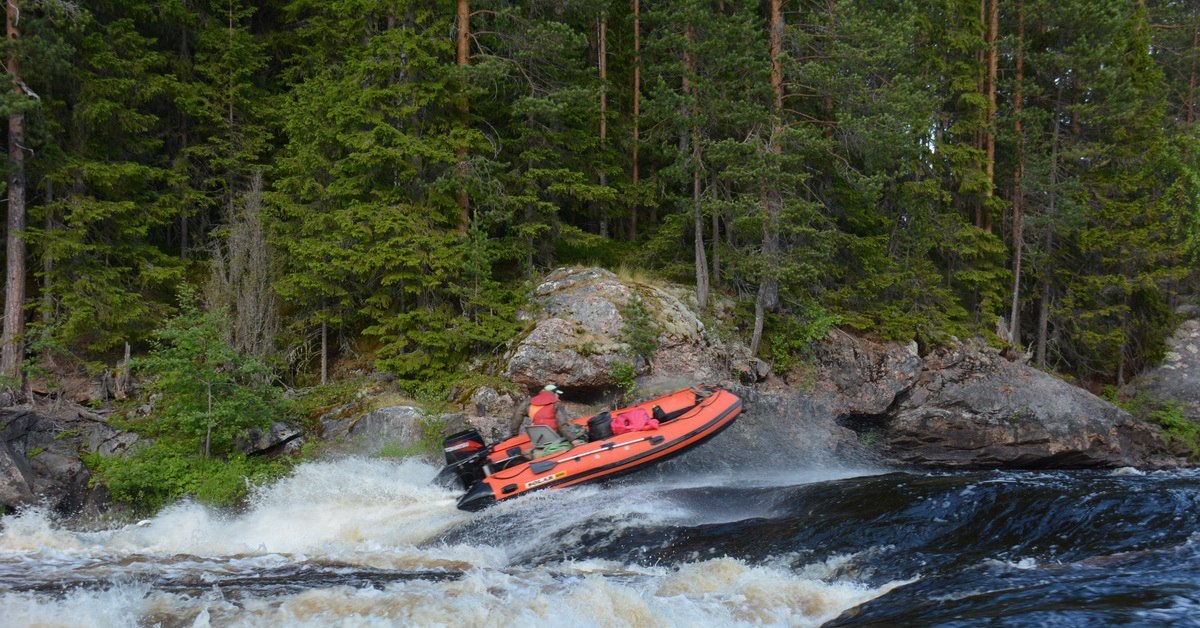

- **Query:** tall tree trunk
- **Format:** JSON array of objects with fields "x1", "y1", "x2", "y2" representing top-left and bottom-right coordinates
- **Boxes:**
[
  {"x1": 711, "y1": 174, "x2": 720, "y2": 284},
  {"x1": 598, "y1": 12, "x2": 609, "y2": 238},
  {"x1": 630, "y1": 0, "x2": 641, "y2": 241},
  {"x1": 2, "y1": 0, "x2": 27, "y2": 382},
  {"x1": 752, "y1": 0, "x2": 784, "y2": 357},
  {"x1": 455, "y1": 0, "x2": 470, "y2": 232},
  {"x1": 1008, "y1": 0, "x2": 1025, "y2": 346},
  {"x1": 685, "y1": 23, "x2": 708, "y2": 313},
  {"x1": 1189, "y1": 22, "x2": 1198, "y2": 126},
  {"x1": 982, "y1": 0, "x2": 998, "y2": 233},
  {"x1": 1036, "y1": 84, "x2": 1065, "y2": 368},
  {"x1": 1036, "y1": 263, "x2": 1050, "y2": 366},
  {"x1": 320, "y1": 316, "x2": 328, "y2": 386},
  {"x1": 822, "y1": 0, "x2": 837, "y2": 197},
  {"x1": 41, "y1": 182, "x2": 53, "y2": 328}
]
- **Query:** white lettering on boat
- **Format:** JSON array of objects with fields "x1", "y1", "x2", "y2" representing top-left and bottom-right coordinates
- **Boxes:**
[{"x1": 526, "y1": 471, "x2": 566, "y2": 488}]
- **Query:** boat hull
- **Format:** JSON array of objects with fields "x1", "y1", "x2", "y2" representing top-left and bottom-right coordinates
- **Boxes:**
[{"x1": 452, "y1": 385, "x2": 742, "y2": 511}]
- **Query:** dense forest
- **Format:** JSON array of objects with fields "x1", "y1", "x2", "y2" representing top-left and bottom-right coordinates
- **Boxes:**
[{"x1": 1, "y1": 0, "x2": 1198, "y2": 395}]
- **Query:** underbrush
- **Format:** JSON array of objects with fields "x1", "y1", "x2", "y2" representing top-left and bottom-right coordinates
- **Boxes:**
[{"x1": 1104, "y1": 387, "x2": 1200, "y2": 459}]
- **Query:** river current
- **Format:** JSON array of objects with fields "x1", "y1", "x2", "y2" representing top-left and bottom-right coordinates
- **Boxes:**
[{"x1": 1, "y1": 455, "x2": 1199, "y2": 626}]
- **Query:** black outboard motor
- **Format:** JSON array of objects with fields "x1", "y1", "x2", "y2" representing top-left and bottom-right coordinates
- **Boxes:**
[{"x1": 433, "y1": 428, "x2": 489, "y2": 490}]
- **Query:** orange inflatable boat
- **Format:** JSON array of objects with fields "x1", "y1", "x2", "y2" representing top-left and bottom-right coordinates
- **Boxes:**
[{"x1": 436, "y1": 385, "x2": 743, "y2": 511}]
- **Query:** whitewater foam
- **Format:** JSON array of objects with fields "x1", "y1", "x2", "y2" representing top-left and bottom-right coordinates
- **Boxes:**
[{"x1": 0, "y1": 456, "x2": 907, "y2": 626}]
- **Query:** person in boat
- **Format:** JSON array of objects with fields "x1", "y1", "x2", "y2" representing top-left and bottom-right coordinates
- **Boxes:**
[{"x1": 510, "y1": 384, "x2": 587, "y2": 455}]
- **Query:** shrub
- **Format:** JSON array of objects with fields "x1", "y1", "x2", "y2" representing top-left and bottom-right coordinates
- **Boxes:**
[
  {"x1": 88, "y1": 286, "x2": 294, "y2": 513},
  {"x1": 767, "y1": 301, "x2": 841, "y2": 374},
  {"x1": 620, "y1": 295, "x2": 659, "y2": 363},
  {"x1": 1148, "y1": 403, "x2": 1200, "y2": 459}
]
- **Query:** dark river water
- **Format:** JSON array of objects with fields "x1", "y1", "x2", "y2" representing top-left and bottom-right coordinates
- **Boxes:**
[{"x1": 1, "y1": 456, "x2": 1198, "y2": 626}]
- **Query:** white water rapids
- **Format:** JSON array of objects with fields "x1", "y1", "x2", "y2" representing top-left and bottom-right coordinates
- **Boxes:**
[{"x1": 0, "y1": 457, "x2": 901, "y2": 627}]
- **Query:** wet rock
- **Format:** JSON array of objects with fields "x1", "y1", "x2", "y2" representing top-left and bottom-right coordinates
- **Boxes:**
[
  {"x1": 321, "y1": 405, "x2": 426, "y2": 455},
  {"x1": 237, "y1": 422, "x2": 304, "y2": 457},
  {"x1": 0, "y1": 405, "x2": 134, "y2": 515},
  {"x1": 713, "y1": 383, "x2": 871, "y2": 469},
  {"x1": 0, "y1": 440, "x2": 36, "y2": 508},
  {"x1": 873, "y1": 341, "x2": 1180, "y2": 469},
  {"x1": 807, "y1": 330, "x2": 923, "y2": 417}
]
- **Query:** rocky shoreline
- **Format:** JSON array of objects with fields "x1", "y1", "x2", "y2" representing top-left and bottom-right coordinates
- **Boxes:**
[{"x1": 2, "y1": 267, "x2": 1195, "y2": 515}]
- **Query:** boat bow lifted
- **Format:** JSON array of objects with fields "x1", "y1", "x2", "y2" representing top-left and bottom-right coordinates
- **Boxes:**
[{"x1": 436, "y1": 385, "x2": 743, "y2": 511}]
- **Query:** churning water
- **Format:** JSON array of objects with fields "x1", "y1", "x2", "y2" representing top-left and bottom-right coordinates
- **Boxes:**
[{"x1": 2, "y1": 455, "x2": 1199, "y2": 626}]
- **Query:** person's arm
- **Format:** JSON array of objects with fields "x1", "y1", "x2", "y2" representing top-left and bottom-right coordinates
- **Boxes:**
[{"x1": 509, "y1": 399, "x2": 530, "y2": 435}]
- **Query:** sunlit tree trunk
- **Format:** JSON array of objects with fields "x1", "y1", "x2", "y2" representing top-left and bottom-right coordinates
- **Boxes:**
[
  {"x1": 2, "y1": 0, "x2": 27, "y2": 382},
  {"x1": 751, "y1": 0, "x2": 784, "y2": 357},
  {"x1": 685, "y1": 23, "x2": 708, "y2": 313}
]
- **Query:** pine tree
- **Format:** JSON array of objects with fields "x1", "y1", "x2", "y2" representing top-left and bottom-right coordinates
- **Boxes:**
[
  {"x1": 1056, "y1": 2, "x2": 1187, "y2": 382},
  {"x1": 37, "y1": 8, "x2": 183, "y2": 354}
]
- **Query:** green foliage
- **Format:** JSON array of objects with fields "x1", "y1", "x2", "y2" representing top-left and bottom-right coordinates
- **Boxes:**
[
  {"x1": 1148, "y1": 404, "x2": 1200, "y2": 460},
  {"x1": 612, "y1": 361, "x2": 638, "y2": 404},
  {"x1": 1103, "y1": 389, "x2": 1199, "y2": 459},
  {"x1": 767, "y1": 302, "x2": 842, "y2": 374},
  {"x1": 132, "y1": 286, "x2": 284, "y2": 456},
  {"x1": 290, "y1": 378, "x2": 372, "y2": 422},
  {"x1": 0, "y1": 0, "x2": 1196, "y2": 399},
  {"x1": 88, "y1": 286, "x2": 293, "y2": 513},
  {"x1": 87, "y1": 443, "x2": 285, "y2": 514},
  {"x1": 620, "y1": 295, "x2": 659, "y2": 363}
]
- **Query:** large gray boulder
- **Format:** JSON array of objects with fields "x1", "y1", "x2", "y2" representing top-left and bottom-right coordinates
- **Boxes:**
[
  {"x1": 503, "y1": 267, "x2": 729, "y2": 392},
  {"x1": 806, "y1": 329, "x2": 924, "y2": 417},
  {"x1": 321, "y1": 405, "x2": 424, "y2": 453},
  {"x1": 868, "y1": 341, "x2": 1180, "y2": 468},
  {"x1": 1136, "y1": 305, "x2": 1200, "y2": 421},
  {"x1": 0, "y1": 405, "x2": 134, "y2": 515}
]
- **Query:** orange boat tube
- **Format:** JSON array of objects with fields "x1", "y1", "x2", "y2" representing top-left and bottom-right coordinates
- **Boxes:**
[{"x1": 437, "y1": 385, "x2": 743, "y2": 511}]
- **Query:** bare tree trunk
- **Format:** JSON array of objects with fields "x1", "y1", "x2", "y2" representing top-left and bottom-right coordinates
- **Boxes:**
[
  {"x1": 208, "y1": 173, "x2": 278, "y2": 360},
  {"x1": 205, "y1": 381, "x2": 213, "y2": 458},
  {"x1": 455, "y1": 0, "x2": 470, "y2": 232},
  {"x1": 685, "y1": 24, "x2": 709, "y2": 313},
  {"x1": 630, "y1": 0, "x2": 641, "y2": 240},
  {"x1": 822, "y1": 0, "x2": 837, "y2": 196},
  {"x1": 320, "y1": 318, "x2": 328, "y2": 386},
  {"x1": 751, "y1": 0, "x2": 784, "y2": 357},
  {"x1": 41, "y1": 181, "x2": 53, "y2": 328},
  {"x1": 1036, "y1": 267, "x2": 1050, "y2": 366},
  {"x1": 1008, "y1": 0, "x2": 1025, "y2": 346},
  {"x1": 2, "y1": 0, "x2": 27, "y2": 382},
  {"x1": 115, "y1": 342, "x2": 130, "y2": 399}
]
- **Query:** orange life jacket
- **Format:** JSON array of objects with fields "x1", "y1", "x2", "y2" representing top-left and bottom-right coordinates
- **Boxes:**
[{"x1": 528, "y1": 390, "x2": 559, "y2": 430}]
